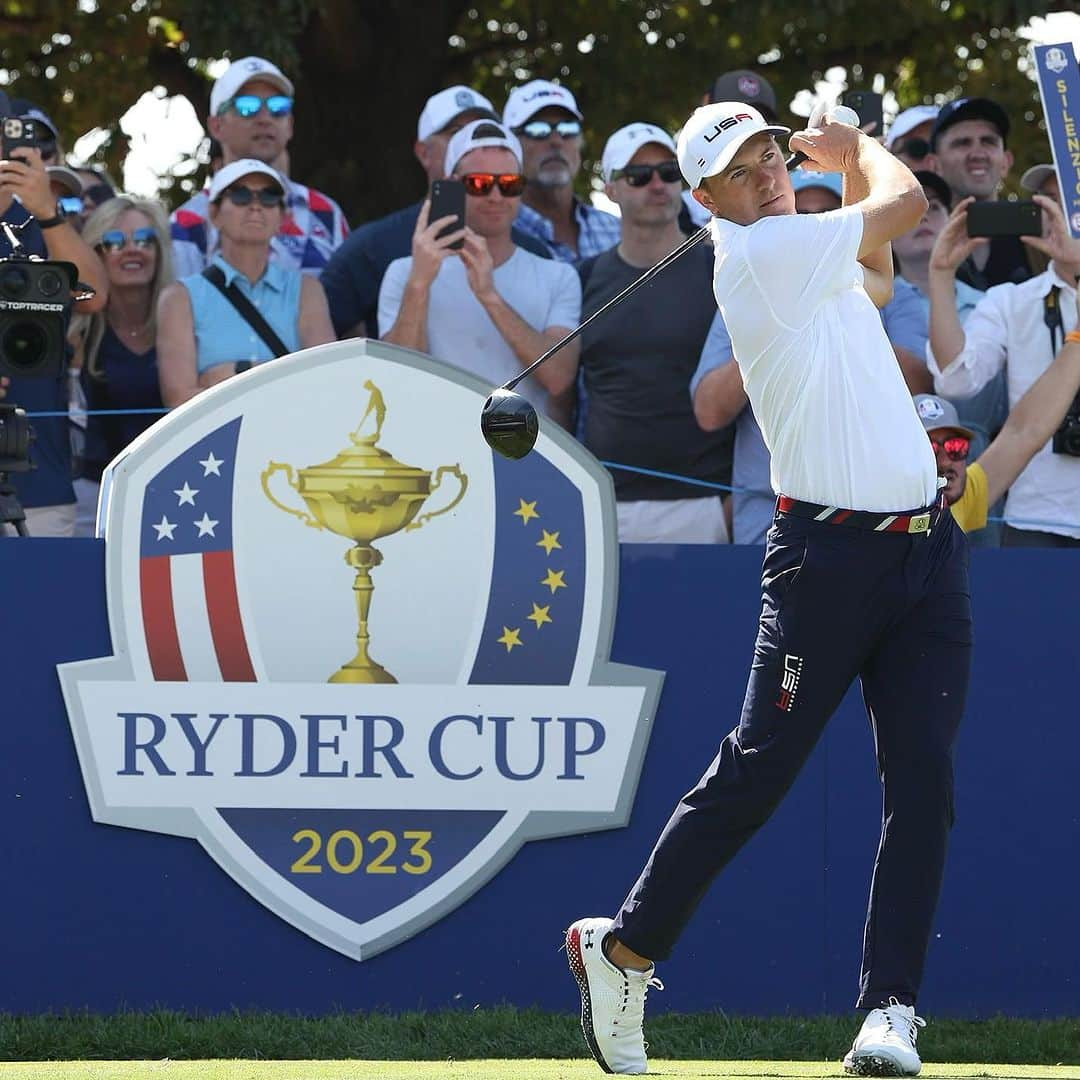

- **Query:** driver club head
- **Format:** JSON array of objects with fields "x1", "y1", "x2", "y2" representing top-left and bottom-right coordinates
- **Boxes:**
[{"x1": 480, "y1": 388, "x2": 539, "y2": 460}]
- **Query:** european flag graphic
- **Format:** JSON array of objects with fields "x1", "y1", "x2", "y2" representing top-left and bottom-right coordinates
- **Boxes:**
[{"x1": 469, "y1": 452, "x2": 586, "y2": 686}]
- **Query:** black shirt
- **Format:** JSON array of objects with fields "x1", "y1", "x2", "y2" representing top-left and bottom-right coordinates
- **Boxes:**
[{"x1": 957, "y1": 233, "x2": 1032, "y2": 290}]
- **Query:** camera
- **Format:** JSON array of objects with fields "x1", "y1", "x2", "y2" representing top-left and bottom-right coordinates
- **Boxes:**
[
  {"x1": 0, "y1": 255, "x2": 79, "y2": 379},
  {"x1": 1052, "y1": 392, "x2": 1080, "y2": 457}
]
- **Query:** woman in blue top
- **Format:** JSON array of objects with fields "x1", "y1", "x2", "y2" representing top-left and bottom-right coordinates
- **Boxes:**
[{"x1": 156, "y1": 159, "x2": 334, "y2": 407}]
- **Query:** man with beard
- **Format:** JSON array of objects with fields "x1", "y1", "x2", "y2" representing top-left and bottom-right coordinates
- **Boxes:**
[{"x1": 503, "y1": 80, "x2": 620, "y2": 263}]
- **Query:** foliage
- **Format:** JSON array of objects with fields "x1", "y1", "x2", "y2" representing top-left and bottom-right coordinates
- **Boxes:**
[{"x1": 0, "y1": 0, "x2": 1072, "y2": 222}]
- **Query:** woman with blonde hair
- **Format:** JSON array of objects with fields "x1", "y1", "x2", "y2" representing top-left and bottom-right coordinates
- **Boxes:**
[{"x1": 70, "y1": 195, "x2": 173, "y2": 531}]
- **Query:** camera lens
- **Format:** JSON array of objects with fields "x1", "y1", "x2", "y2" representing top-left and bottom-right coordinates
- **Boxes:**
[
  {"x1": 1, "y1": 321, "x2": 47, "y2": 372},
  {"x1": 0, "y1": 267, "x2": 28, "y2": 299},
  {"x1": 37, "y1": 270, "x2": 63, "y2": 298}
]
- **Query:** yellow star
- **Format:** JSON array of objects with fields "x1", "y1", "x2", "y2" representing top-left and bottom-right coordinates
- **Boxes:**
[
  {"x1": 513, "y1": 499, "x2": 539, "y2": 525},
  {"x1": 497, "y1": 626, "x2": 523, "y2": 652},
  {"x1": 527, "y1": 603, "x2": 553, "y2": 629},
  {"x1": 541, "y1": 569, "x2": 567, "y2": 594},
  {"x1": 536, "y1": 529, "x2": 562, "y2": 555}
]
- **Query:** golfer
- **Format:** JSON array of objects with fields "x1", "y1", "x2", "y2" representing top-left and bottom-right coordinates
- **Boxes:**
[{"x1": 567, "y1": 103, "x2": 970, "y2": 1078}]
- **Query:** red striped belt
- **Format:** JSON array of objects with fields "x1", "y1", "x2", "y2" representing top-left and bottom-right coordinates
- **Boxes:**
[{"x1": 776, "y1": 493, "x2": 947, "y2": 535}]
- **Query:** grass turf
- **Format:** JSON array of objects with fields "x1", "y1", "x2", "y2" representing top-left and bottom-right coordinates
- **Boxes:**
[{"x1": 1, "y1": 1063, "x2": 1080, "y2": 1079}]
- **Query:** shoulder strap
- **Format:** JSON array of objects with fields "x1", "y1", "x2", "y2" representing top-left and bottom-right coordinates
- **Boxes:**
[{"x1": 201, "y1": 264, "x2": 291, "y2": 360}]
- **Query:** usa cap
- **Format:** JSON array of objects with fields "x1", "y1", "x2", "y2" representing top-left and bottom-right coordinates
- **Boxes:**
[
  {"x1": 210, "y1": 57, "x2": 294, "y2": 117},
  {"x1": 913, "y1": 395, "x2": 974, "y2": 439},
  {"x1": 444, "y1": 119, "x2": 523, "y2": 176},
  {"x1": 676, "y1": 103, "x2": 789, "y2": 190},
  {"x1": 417, "y1": 86, "x2": 498, "y2": 142},
  {"x1": 503, "y1": 80, "x2": 583, "y2": 129},
  {"x1": 601, "y1": 123, "x2": 677, "y2": 182}
]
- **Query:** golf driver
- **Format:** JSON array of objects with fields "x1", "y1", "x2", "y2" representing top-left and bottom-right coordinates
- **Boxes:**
[{"x1": 479, "y1": 104, "x2": 860, "y2": 460}]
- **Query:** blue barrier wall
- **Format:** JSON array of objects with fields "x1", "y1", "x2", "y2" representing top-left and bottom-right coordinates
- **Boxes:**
[{"x1": 2, "y1": 539, "x2": 1078, "y2": 1018}]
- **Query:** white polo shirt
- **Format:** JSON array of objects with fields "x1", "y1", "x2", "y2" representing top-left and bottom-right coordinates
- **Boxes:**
[{"x1": 710, "y1": 206, "x2": 937, "y2": 512}]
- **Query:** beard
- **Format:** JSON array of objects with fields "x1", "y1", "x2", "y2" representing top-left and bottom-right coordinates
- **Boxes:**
[{"x1": 533, "y1": 157, "x2": 573, "y2": 188}]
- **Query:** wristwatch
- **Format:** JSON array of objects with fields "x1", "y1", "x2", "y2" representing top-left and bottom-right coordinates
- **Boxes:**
[{"x1": 35, "y1": 214, "x2": 66, "y2": 229}]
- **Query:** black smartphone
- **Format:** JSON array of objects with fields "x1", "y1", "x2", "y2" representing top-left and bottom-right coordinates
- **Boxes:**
[
  {"x1": 839, "y1": 90, "x2": 884, "y2": 137},
  {"x1": 1, "y1": 116, "x2": 39, "y2": 161},
  {"x1": 965, "y1": 200, "x2": 1041, "y2": 238},
  {"x1": 429, "y1": 179, "x2": 466, "y2": 251}
]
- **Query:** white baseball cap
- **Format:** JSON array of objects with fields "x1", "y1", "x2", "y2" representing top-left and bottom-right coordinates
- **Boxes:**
[
  {"x1": 886, "y1": 105, "x2": 940, "y2": 150},
  {"x1": 676, "y1": 103, "x2": 789, "y2": 190},
  {"x1": 503, "y1": 80, "x2": 583, "y2": 130},
  {"x1": 1020, "y1": 163, "x2": 1056, "y2": 193},
  {"x1": 417, "y1": 85, "x2": 499, "y2": 142},
  {"x1": 208, "y1": 158, "x2": 286, "y2": 203},
  {"x1": 210, "y1": 57, "x2": 294, "y2": 116},
  {"x1": 790, "y1": 169, "x2": 842, "y2": 198},
  {"x1": 444, "y1": 119, "x2": 524, "y2": 176},
  {"x1": 601, "y1": 123, "x2": 677, "y2": 182}
]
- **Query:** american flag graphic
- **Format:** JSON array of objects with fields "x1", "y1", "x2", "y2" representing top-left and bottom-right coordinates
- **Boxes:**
[{"x1": 138, "y1": 417, "x2": 256, "y2": 682}]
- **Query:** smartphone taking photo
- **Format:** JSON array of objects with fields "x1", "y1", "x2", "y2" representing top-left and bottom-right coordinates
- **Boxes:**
[
  {"x1": 965, "y1": 200, "x2": 1041, "y2": 238},
  {"x1": 429, "y1": 179, "x2": 466, "y2": 251},
  {"x1": 839, "y1": 90, "x2": 884, "y2": 136}
]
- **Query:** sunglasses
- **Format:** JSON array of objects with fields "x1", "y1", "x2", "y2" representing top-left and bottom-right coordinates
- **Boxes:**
[
  {"x1": 221, "y1": 94, "x2": 293, "y2": 119},
  {"x1": 220, "y1": 184, "x2": 285, "y2": 208},
  {"x1": 58, "y1": 195, "x2": 84, "y2": 216},
  {"x1": 895, "y1": 136, "x2": 931, "y2": 160},
  {"x1": 460, "y1": 172, "x2": 527, "y2": 197},
  {"x1": 611, "y1": 160, "x2": 682, "y2": 187},
  {"x1": 518, "y1": 119, "x2": 582, "y2": 140},
  {"x1": 929, "y1": 434, "x2": 970, "y2": 461},
  {"x1": 99, "y1": 227, "x2": 157, "y2": 252}
]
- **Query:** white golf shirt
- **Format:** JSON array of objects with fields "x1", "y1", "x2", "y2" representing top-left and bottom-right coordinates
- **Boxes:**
[
  {"x1": 927, "y1": 267, "x2": 1080, "y2": 539},
  {"x1": 710, "y1": 206, "x2": 937, "y2": 512}
]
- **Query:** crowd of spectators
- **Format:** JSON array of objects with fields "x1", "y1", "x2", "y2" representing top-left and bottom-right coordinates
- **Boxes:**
[{"x1": 0, "y1": 53, "x2": 1078, "y2": 546}]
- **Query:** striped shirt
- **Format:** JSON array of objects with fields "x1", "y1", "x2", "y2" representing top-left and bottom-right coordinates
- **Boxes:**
[{"x1": 513, "y1": 199, "x2": 620, "y2": 263}]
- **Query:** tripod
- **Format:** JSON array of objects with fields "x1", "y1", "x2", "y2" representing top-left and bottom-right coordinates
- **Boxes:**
[{"x1": 0, "y1": 469, "x2": 28, "y2": 536}]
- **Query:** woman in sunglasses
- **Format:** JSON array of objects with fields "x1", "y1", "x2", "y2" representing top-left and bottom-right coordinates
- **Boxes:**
[
  {"x1": 157, "y1": 159, "x2": 334, "y2": 407},
  {"x1": 65, "y1": 196, "x2": 173, "y2": 533}
]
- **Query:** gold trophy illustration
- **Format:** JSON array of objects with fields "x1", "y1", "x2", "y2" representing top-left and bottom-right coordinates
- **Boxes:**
[{"x1": 262, "y1": 379, "x2": 468, "y2": 684}]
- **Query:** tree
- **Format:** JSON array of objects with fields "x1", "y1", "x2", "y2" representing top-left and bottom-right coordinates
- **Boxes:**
[{"x1": 0, "y1": 0, "x2": 1072, "y2": 225}]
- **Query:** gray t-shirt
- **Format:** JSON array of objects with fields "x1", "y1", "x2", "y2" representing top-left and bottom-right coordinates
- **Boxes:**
[{"x1": 378, "y1": 248, "x2": 581, "y2": 410}]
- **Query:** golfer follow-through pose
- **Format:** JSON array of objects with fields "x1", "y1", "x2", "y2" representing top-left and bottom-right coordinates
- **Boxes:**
[{"x1": 567, "y1": 102, "x2": 971, "y2": 1078}]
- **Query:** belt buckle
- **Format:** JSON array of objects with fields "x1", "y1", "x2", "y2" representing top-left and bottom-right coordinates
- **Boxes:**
[{"x1": 907, "y1": 512, "x2": 931, "y2": 535}]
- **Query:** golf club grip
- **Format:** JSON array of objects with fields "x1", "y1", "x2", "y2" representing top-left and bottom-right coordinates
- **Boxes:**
[
  {"x1": 503, "y1": 226, "x2": 711, "y2": 392},
  {"x1": 786, "y1": 151, "x2": 808, "y2": 170}
]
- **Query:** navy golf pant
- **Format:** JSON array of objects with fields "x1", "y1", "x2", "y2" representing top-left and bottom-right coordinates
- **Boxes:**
[{"x1": 612, "y1": 508, "x2": 972, "y2": 1009}]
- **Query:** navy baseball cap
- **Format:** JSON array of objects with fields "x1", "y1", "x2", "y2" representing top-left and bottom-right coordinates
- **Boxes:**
[{"x1": 930, "y1": 97, "x2": 1009, "y2": 149}]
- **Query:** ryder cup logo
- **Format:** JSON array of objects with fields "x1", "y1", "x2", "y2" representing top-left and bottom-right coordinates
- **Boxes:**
[
  {"x1": 58, "y1": 341, "x2": 662, "y2": 961},
  {"x1": 1044, "y1": 47, "x2": 1069, "y2": 74}
]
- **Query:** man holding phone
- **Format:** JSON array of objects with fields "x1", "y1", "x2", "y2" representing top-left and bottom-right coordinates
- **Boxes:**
[{"x1": 378, "y1": 119, "x2": 581, "y2": 411}]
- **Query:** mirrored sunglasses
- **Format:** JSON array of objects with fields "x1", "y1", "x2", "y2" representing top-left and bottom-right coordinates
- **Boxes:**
[
  {"x1": 221, "y1": 184, "x2": 284, "y2": 208},
  {"x1": 929, "y1": 434, "x2": 970, "y2": 461},
  {"x1": 460, "y1": 172, "x2": 526, "y2": 197},
  {"x1": 99, "y1": 227, "x2": 158, "y2": 252},
  {"x1": 518, "y1": 118, "x2": 582, "y2": 140},
  {"x1": 222, "y1": 94, "x2": 293, "y2": 119},
  {"x1": 611, "y1": 160, "x2": 681, "y2": 187}
]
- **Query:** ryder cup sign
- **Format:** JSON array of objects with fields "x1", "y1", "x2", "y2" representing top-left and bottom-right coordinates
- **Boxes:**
[{"x1": 59, "y1": 341, "x2": 662, "y2": 961}]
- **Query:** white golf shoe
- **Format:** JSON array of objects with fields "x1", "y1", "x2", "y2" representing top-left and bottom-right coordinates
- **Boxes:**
[
  {"x1": 565, "y1": 917, "x2": 663, "y2": 1074},
  {"x1": 842, "y1": 998, "x2": 927, "y2": 1076}
]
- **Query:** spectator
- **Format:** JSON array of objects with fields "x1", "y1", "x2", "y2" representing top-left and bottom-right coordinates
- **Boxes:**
[
  {"x1": 916, "y1": 301, "x2": 1080, "y2": 532},
  {"x1": 170, "y1": 56, "x2": 348, "y2": 279},
  {"x1": 0, "y1": 90, "x2": 109, "y2": 538},
  {"x1": 321, "y1": 85, "x2": 549, "y2": 340},
  {"x1": 67, "y1": 197, "x2": 174, "y2": 534},
  {"x1": 927, "y1": 97, "x2": 1031, "y2": 288},
  {"x1": 682, "y1": 70, "x2": 782, "y2": 230},
  {"x1": 574, "y1": 123, "x2": 734, "y2": 543},
  {"x1": 885, "y1": 104, "x2": 939, "y2": 170},
  {"x1": 11, "y1": 100, "x2": 64, "y2": 165},
  {"x1": 379, "y1": 120, "x2": 580, "y2": 411},
  {"x1": 503, "y1": 80, "x2": 620, "y2": 263},
  {"x1": 928, "y1": 191, "x2": 1080, "y2": 546},
  {"x1": 790, "y1": 169, "x2": 841, "y2": 214},
  {"x1": 1020, "y1": 162, "x2": 1060, "y2": 204},
  {"x1": 73, "y1": 165, "x2": 117, "y2": 230},
  {"x1": 157, "y1": 160, "x2": 334, "y2": 408},
  {"x1": 46, "y1": 164, "x2": 85, "y2": 227}
]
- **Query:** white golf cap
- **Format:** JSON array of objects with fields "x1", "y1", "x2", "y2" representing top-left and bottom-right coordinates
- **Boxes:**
[
  {"x1": 886, "y1": 105, "x2": 940, "y2": 149},
  {"x1": 503, "y1": 80, "x2": 583, "y2": 129},
  {"x1": 210, "y1": 57, "x2": 294, "y2": 116},
  {"x1": 601, "y1": 123, "x2": 677, "y2": 182},
  {"x1": 208, "y1": 158, "x2": 286, "y2": 203},
  {"x1": 1020, "y1": 163, "x2": 1056, "y2": 193},
  {"x1": 444, "y1": 119, "x2": 523, "y2": 176},
  {"x1": 676, "y1": 103, "x2": 789, "y2": 190},
  {"x1": 417, "y1": 85, "x2": 499, "y2": 142}
]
